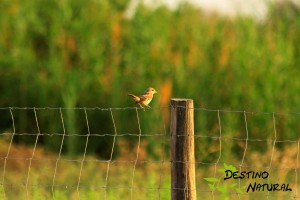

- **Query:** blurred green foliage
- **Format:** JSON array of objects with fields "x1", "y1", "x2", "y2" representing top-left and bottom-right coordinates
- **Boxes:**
[{"x1": 0, "y1": 1, "x2": 300, "y2": 158}]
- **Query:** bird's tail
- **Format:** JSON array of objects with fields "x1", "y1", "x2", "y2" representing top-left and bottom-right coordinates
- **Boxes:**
[{"x1": 128, "y1": 94, "x2": 140, "y2": 102}]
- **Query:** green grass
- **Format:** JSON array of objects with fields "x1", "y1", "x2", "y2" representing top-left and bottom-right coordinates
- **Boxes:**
[
  {"x1": 1, "y1": 160, "x2": 298, "y2": 200},
  {"x1": 0, "y1": 139, "x2": 299, "y2": 199}
]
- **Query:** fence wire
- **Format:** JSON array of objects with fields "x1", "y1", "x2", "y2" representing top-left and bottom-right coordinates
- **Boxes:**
[{"x1": 0, "y1": 106, "x2": 299, "y2": 199}]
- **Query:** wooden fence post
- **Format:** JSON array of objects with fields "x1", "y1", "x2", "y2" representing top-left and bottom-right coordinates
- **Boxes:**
[{"x1": 170, "y1": 98, "x2": 196, "y2": 200}]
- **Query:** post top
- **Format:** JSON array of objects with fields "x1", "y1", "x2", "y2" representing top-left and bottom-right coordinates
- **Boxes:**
[
  {"x1": 171, "y1": 98, "x2": 193, "y2": 101},
  {"x1": 170, "y1": 98, "x2": 194, "y2": 107}
]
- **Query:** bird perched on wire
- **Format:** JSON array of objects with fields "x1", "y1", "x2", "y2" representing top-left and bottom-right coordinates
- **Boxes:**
[{"x1": 128, "y1": 87, "x2": 158, "y2": 111}]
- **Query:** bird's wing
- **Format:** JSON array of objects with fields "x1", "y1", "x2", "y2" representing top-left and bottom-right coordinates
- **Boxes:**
[
  {"x1": 139, "y1": 94, "x2": 152, "y2": 101},
  {"x1": 128, "y1": 94, "x2": 140, "y2": 102},
  {"x1": 139, "y1": 94, "x2": 154, "y2": 106}
]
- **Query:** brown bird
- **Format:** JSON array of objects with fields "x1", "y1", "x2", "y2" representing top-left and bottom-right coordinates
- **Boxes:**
[{"x1": 128, "y1": 87, "x2": 158, "y2": 111}]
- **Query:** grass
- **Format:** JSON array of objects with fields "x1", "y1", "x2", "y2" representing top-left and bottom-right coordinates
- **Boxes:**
[{"x1": 0, "y1": 135, "x2": 299, "y2": 199}]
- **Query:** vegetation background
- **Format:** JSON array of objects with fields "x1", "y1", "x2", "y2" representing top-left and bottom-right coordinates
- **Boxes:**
[{"x1": 0, "y1": 0, "x2": 299, "y2": 199}]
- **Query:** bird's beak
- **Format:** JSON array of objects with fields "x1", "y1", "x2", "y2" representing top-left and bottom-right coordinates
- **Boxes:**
[{"x1": 155, "y1": 91, "x2": 158, "y2": 94}]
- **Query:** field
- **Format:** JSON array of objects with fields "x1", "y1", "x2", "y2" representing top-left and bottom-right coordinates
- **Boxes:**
[
  {"x1": 0, "y1": 132, "x2": 299, "y2": 199},
  {"x1": 0, "y1": 0, "x2": 300, "y2": 199}
]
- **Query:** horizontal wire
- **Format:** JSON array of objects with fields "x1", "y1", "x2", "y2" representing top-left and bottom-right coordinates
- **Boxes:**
[
  {"x1": 1, "y1": 132, "x2": 299, "y2": 143},
  {"x1": 0, "y1": 106, "x2": 170, "y2": 111},
  {"x1": 1, "y1": 106, "x2": 300, "y2": 116},
  {"x1": 179, "y1": 106, "x2": 300, "y2": 116},
  {"x1": 0, "y1": 182, "x2": 299, "y2": 199},
  {"x1": 0, "y1": 132, "x2": 166, "y2": 137},
  {"x1": 194, "y1": 107, "x2": 300, "y2": 116},
  {"x1": 0, "y1": 156, "x2": 299, "y2": 170}
]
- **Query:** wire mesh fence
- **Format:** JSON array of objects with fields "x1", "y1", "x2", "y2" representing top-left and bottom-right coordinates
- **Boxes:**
[{"x1": 0, "y1": 104, "x2": 299, "y2": 199}]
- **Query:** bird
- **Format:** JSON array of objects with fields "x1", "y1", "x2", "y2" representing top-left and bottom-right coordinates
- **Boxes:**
[{"x1": 128, "y1": 87, "x2": 158, "y2": 111}]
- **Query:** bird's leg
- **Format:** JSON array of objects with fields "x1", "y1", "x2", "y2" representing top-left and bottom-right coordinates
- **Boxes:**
[
  {"x1": 140, "y1": 102, "x2": 151, "y2": 110},
  {"x1": 138, "y1": 103, "x2": 146, "y2": 111}
]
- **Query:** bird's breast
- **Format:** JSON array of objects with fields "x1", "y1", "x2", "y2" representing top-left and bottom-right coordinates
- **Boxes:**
[{"x1": 144, "y1": 99, "x2": 152, "y2": 105}]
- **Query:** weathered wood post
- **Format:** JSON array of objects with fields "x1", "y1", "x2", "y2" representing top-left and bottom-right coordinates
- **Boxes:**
[{"x1": 170, "y1": 99, "x2": 196, "y2": 200}]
